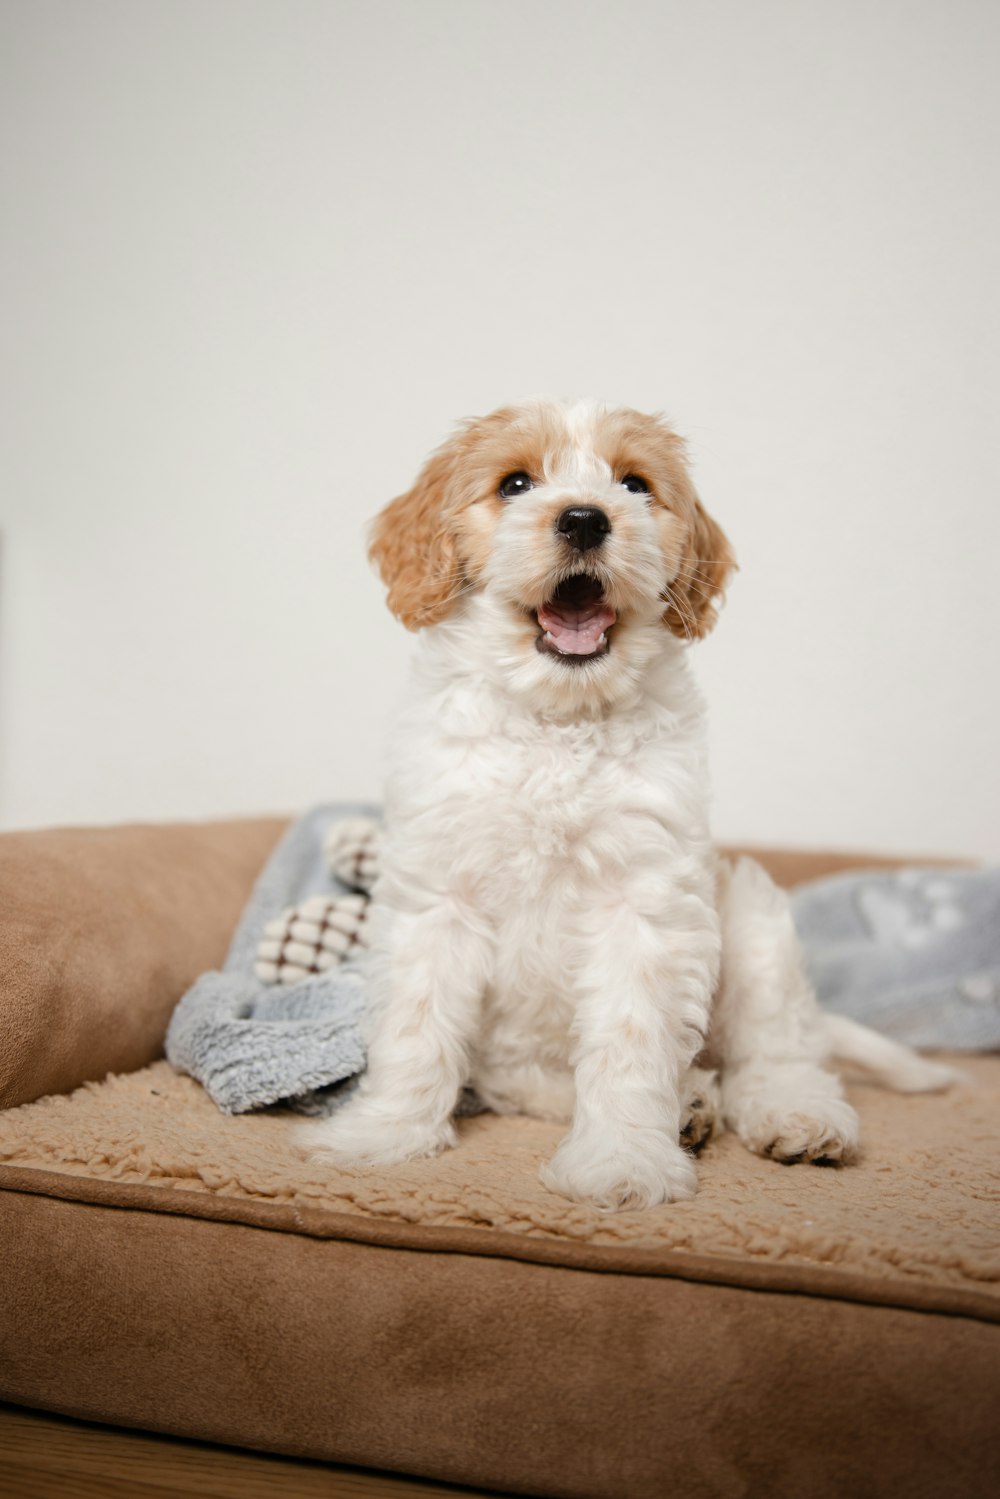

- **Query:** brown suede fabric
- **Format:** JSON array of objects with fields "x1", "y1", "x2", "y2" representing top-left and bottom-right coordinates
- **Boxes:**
[
  {"x1": 1, "y1": 1187, "x2": 996, "y2": 1498},
  {"x1": 0, "y1": 818, "x2": 287, "y2": 1110}
]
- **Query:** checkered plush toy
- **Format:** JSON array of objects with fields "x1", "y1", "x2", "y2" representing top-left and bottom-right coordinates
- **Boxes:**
[{"x1": 253, "y1": 817, "x2": 380, "y2": 985}]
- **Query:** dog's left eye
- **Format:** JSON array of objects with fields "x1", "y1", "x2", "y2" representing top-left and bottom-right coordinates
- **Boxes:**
[
  {"x1": 499, "y1": 472, "x2": 534, "y2": 499},
  {"x1": 620, "y1": 474, "x2": 649, "y2": 494}
]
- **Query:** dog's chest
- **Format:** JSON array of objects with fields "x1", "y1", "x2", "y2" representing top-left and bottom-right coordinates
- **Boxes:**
[
  {"x1": 383, "y1": 683, "x2": 711, "y2": 1058},
  {"x1": 456, "y1": 722, "x2": 648, "y2": 878},
  {"x1": 396, "y1": 698, "x2": 704, "y2": 913},
  {"x1": 460, "y1": 717, "x2": 703, "y2": 1055}
]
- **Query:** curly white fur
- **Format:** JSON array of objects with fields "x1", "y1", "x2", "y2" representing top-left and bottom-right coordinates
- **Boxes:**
[{"x1": 297, "y1": 399, "x2": 954, "y2": 1210}]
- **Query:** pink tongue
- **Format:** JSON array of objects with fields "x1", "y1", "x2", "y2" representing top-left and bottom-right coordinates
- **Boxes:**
[{"x1": 537, "y1": 600, "x2": 616, "y2": 655}]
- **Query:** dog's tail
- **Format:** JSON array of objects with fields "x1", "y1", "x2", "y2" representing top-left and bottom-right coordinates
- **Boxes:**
[{"x1": 822, "y1": 1012, "x2": 964, "y2": 1093}]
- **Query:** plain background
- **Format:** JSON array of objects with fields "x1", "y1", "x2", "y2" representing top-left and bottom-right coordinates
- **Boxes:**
[{"x1": 1, "y1": 0, "x2": 997, "y2": 857}]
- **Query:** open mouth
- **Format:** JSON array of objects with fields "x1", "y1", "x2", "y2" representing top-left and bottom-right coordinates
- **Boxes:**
[{"x1": 535, "y1": 575, "x2": 617, "y2": 663}]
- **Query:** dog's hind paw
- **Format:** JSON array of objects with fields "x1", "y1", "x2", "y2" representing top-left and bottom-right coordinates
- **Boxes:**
[
  {"x1": 679, "y1": 1065, "x2": 720, "y2": 1154},
  {"x1": 724, "y1": 1061, "x2": 860, "y2": 1166},
  {"x1": 736, "y1": 1094, "x2": 859, "y2": 1165}
]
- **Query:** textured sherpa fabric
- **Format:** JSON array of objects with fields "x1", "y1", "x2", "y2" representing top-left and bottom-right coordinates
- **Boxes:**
[
  {"x1": 1, "y1": 1054, "x2": 998, "y2": 1311},
  {"x1": 166, "y1": 805, "x2": 1000, "y2": 1116}
]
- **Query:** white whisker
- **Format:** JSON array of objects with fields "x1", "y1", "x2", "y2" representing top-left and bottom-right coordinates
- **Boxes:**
[{"x1": 662, "y1": 583, "x2": 695, "y2": 643}]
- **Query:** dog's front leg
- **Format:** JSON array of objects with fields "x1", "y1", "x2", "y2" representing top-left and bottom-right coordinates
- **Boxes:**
[
  {"x1": 541, "y1": 890, "x2": 719, "y2": 1210},
  {"x1": 295, "y1": 899, "x2": 490, "y2": 1167}
]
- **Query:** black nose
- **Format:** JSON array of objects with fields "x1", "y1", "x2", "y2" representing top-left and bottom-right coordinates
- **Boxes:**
[{"x1": 556, "y1": 506, "x2": 610, "y2": 551}]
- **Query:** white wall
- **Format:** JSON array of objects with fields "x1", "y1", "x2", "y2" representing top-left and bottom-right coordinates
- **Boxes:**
[{"x1": 2, "y1": 0, "x2": 998, "y2": 857}]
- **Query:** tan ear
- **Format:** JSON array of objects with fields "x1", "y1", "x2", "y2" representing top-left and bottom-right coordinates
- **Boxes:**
[
  {"x1": 664, "y1": 497, "x2": 737, "y2": 641},
  {"x1": 368, "y1": 446, "x2": 463, "y2": 630}
]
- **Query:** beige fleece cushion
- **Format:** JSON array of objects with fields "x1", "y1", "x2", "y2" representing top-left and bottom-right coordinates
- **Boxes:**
[{"x1": 1, "y1": 1052, "x2": 996, "y2": 1318}]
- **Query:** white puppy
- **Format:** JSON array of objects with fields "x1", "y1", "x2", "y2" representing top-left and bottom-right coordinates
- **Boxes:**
[{"x1": 298, "y1": 399, "x2": 954, "y2": 1210}]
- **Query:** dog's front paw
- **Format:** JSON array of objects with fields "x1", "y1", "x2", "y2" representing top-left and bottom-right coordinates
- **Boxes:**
[
  {"x1": 540, "y1": 1127, "x2": 698, "y2": 1211},
  {"x1": 293, "y1": 1106, "x2": 456, "y2": 1168}
]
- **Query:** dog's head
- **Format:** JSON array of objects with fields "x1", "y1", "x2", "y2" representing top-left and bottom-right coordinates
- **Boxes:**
[{"x1": 369, "y1": 400, "x2": 736, "y2": 712}]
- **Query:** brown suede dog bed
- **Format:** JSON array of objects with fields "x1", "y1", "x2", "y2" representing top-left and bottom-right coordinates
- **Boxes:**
[{"x1": 1, "y1": 820, "x2": 997, "y2": 1498}]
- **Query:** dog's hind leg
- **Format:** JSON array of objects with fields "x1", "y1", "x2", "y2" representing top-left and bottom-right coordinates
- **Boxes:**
[{"x1": 712, "y1": 857, "x2": 860, "y2": 1165}]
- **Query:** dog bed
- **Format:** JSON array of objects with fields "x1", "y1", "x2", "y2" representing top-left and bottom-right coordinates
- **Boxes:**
[{"x1": 1, "y1": 818, "x2": 997, "y2": 1499}]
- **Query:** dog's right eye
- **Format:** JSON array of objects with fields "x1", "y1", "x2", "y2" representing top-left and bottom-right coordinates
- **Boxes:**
[{"x1": 498, "y1": 472, "x2": 534, "y2": 499}]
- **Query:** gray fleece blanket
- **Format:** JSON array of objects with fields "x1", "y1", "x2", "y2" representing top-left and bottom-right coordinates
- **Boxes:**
[{"x1": 165, "y1": 805, "x2": 1000, "y2": 1115}]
